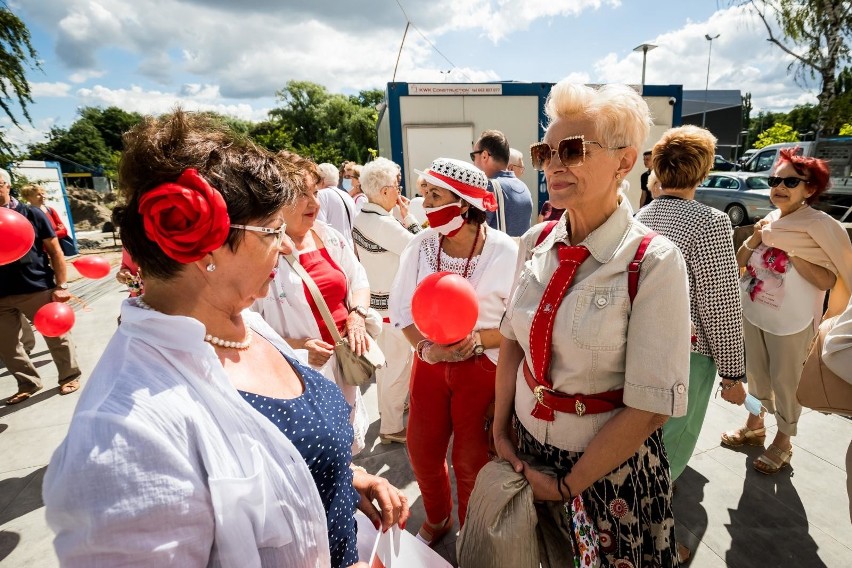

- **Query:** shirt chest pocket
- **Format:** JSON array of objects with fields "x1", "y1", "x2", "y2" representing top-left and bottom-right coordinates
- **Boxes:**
[
  {"x1": 207, "y1": 441, "x2": 295, "y2": 557},
  {"x1": 571, "y1": 287, "x2": 629, "y2": 351}
]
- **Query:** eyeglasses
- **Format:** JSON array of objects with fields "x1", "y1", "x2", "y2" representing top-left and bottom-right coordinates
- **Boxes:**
[
  {"x1": 230, "y1": 223, "x2": 287, "y2": 248},
  {"x1": 469, "y1": 150, "x2": 484, "y2": 161},
  {"x1": 529, "y1": 135, "x2": 628, "y2": 170},
  {"x1": 383, "y1": 184, "x2": 401, "y2": 192},
  {"x1": 767, "y1": 176, "x2": 809, "y2": 189}
]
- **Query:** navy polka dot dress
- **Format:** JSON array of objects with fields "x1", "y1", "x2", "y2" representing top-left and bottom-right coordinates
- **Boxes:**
[{"x1": 239, "y1": 354, "x2": 358, "y2": 568}]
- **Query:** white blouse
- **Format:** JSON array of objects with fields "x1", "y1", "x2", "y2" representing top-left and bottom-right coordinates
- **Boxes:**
[
  {"x1": 43, "y1": 302, "x2": 329, "y2": 568},
  {"x1": 389, "y1": 225, "x2": 519, "y2": 363}
]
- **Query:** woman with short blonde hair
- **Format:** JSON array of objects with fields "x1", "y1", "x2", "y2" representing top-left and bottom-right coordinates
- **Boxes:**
[{"x1": 492, "y1": 82, "x2": 691, "y2": 565}]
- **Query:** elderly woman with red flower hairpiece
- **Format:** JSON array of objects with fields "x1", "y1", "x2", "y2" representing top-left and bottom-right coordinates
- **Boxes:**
[
  {"x1": 722, "y1": 147, "x2": 852, "y2": 475},
  {"x1": 42, "y1": 110, "x2": 407, "y2": 568},
  {"x1": 388, "y1": 157, "x2": 518, "y2": 547}
]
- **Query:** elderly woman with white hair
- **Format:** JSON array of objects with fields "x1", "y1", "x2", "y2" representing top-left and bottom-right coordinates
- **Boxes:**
[
  {"x1": 352, "y1": 157, "x2": 422, "y2": 444},
  {"x1": 492, "y1": 82, "x2": 691, "y2": 566},
  {"x1": 389, "y1": 158, "x2": 518, "y2": 546}
]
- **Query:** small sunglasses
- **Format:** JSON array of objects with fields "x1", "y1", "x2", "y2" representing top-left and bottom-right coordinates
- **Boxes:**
[
  {"x1": 529, "y1": 135, "x2": 627, "y2": 170},
  {"x1": 767, "y1": 176, "x2": 809, "y2": 188}
]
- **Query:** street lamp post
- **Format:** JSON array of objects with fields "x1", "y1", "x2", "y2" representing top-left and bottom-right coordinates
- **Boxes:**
[
  {"x1": 701, "y1": 33, "x2": 720, "y2": 128},
  {"x1": 632, "y1": 43, "x2": 658, "y2": 89}
]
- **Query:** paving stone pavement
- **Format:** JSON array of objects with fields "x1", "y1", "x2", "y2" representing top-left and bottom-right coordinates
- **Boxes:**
[{"x1": 1, "y1": 279, "x2": 850, "y2": 567}]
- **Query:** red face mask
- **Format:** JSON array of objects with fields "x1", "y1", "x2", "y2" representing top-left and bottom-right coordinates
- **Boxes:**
[{"x1": 425, "y1": 202, "x2": 464, "y2": 237}]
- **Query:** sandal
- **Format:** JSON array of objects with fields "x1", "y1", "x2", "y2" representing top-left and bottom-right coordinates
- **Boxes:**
[
  {"x1": 753, "y1": 444, "x2": 792, "y2": 475},
  {"x1": 59, "y1": 379, "x2": 80, "y2": 395},
  {"x1": 415, "y1": 516, "x2": 454, "y2": 548},
  {"x1": 720, "y1": 425, "x2": 766, "y2": 447},
  {"x1": 5, "y1": 386, "x2": 43, "y2": 405},
  {"x1": 677, "y1": 543, "x2": 691, "y2": 564}
]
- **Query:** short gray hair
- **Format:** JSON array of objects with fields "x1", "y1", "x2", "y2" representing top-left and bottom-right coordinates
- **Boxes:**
[
  {"x1": 0, "y1": 168, "x2": 10, "y2": 185},
  {"x1": 545, "y1": 81, "x2": 651, "y2": 152},
  {"x1": 361, "y1": 158, "x2": 400, "y2": 201},
  {"x1": 509, "y1": 148, "x2": 524, "y2": 167},
  {"x1": 316, "y1": 163, "x2": 339, "y2": 187}
]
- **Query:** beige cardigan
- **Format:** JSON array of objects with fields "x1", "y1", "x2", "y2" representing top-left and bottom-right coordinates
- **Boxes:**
[{"x1": 761, "y1": 206, "x2": 852, "y2": 319}]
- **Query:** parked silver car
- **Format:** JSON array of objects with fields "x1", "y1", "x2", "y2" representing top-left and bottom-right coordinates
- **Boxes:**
[{"x1": 695, "y1": 173, "x2": 776, "y2": 226}]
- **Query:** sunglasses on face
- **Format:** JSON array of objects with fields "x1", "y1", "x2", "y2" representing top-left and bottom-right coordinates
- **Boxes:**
[
  {"x1": 767, "y1": 176, "x2": 809, "y2": 189},
  {"x1": 529, "y1": 135, "x2": 627, "y2": 170}
]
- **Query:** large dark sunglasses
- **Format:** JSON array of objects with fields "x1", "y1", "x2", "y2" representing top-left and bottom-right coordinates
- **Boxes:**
[
  {"x1": 767, "y1": 176, "x2": 809, "y2": 188},
  {"x1": 529, "y1": 135, "x2": 627, "y2": 170}
]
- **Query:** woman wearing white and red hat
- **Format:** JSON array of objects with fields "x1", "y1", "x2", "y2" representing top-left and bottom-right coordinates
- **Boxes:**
[{"x1": 389, "y1": 157, "x2": 518, "y2": 546}]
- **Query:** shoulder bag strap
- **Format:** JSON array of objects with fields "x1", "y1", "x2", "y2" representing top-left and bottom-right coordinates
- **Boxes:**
[
  {"x1": 627, "y1": 231, "x2": 657, "y2": 305},
  {"x1": 283, "y1": 253, "x2": 345, "y2": 345},
  {"x1": 534, "y1": 220, "x2": 559, "y2": 247},
  {"x1": 491, "y1": 179, "x2": 506, "y2": 231}
]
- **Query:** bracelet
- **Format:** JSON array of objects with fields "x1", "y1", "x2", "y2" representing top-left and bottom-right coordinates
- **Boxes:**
[
  {"x1": 350, "y1": 464, "x2": 367, "y2": 475},
  {"x1": 718, "y1": 379, "x2": 741, "y2": 391},
  {"x1": 741, "y1": 241, "x2": 757, "y2": 252}
]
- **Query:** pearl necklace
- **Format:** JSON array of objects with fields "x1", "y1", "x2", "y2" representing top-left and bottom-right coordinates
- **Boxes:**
[{"x1": 135, "y1": 296, "x2": 253, "y2": 350}]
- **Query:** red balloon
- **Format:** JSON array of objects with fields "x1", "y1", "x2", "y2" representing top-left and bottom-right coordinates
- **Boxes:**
[
  {"x1": 412, "y1": 271, "x2": 479, "y2": 345},
  {"x1": 34, "y1": 302, "x2": 76, "y2": 338},
  {"x1": 73, "y1": 256, "x2": 111, "y2": 279},
  {"x1": 0, "y1": 207, "x2": 36, "y2": 265}
]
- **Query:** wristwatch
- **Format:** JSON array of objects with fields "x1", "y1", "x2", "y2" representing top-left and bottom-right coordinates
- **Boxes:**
[
  {"x1": 350, "y1": 305, "x2": 368, "y2": 318},
  {"x1": 57, "y1": 283, "x2": 69, "y2": 290},
  {"x1": 473, "y1": 331, "x2": 485, "y2": 356}
]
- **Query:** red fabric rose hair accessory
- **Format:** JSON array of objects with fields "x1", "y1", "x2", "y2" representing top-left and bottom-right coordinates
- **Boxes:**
[{"x1": 138, "y1": 168, "x2": 230, "y2": 263}]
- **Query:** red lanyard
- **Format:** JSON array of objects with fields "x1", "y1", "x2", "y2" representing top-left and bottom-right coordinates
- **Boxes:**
[{"x1": 436, "y1": 225, "x2": 481, "y2": 279}]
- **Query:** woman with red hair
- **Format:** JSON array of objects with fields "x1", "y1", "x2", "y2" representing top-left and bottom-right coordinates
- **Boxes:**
[{"x1": 722, "y1": 147, "x2": 852, "y2": 474}]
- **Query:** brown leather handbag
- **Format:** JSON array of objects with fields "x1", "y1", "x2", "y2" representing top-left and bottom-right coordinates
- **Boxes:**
[{"x1": 797, "y1": 317, "x2": 852, "y2": 417}]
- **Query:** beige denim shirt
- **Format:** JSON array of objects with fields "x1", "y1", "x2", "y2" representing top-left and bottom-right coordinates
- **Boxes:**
[{"x1": 500, "y1": 198, "x2": 691, "y2": 452}]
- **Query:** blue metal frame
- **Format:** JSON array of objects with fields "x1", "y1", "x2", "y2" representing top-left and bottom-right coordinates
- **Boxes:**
[
  {"x1": 46, "y1": 160, "x2": 79, "y2": 255},
  {"x1": 383, "y1": 82, "x2": 683, "y2": 208}
]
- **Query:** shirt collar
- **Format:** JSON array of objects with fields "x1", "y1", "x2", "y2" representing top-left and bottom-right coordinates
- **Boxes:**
[
  {"x1": 118, "y1": 299, "x2": 212, "y2": 355},
  {"x1": 495, "y1": 170, "x2": 516, "y2": 179},
  {"x1": 2, "y1": 196, "x2": 19, "y2": 209},
  {"x1": 548, "y1": 196, "x2": 633, "y2": 264},
  {"x1": 360, "y1": 202, "x2": 391, "y2": 216}
]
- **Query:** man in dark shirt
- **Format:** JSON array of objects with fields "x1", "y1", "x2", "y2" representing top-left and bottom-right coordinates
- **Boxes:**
[
  {"x1": 639, "y1": 150, "x2": 653, "y2": 207},
  {"x1": 0, "y1": 168, "x2": 81, "y2": 404}
]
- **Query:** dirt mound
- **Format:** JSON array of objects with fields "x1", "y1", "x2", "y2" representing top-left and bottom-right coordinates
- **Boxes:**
[{"x1": 67, "y1": 187, "x2": 112, "y2": 231}]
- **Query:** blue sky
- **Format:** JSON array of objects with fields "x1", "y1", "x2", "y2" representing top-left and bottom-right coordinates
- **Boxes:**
[{"x1": 4, "y1": 0, "x2": 819, "y2": 148}]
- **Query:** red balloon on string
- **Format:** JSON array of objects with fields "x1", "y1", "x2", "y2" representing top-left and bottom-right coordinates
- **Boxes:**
[
  {"x1": 33, "y1": 302, "x2": 76, "y2": 338},
  {"x1": 412, "y1": 271, "x2": 479, "y2": 345},
  {"x1": 72, "y1": 256, "x2": 111, "y2": 279},
  {"x1": 0, "y1": 207, "x2": 35, "y2": 265}
]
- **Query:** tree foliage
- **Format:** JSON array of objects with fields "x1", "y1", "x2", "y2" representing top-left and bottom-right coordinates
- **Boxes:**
[
  {"x1": 840, "y1": 123, "x2": 852, "y2": 136},
  {"x1": 251, "y1": 81, "x2": 382, "y2": 164},
  {"x1": 739, "y1": 0, "x2": 852, "y2": 135},
  {"x1": 754, "y1": 123, "x2": 800, "y2": 148},
  {"x1": 0, "y1": 3, "x2": 39, "y2": 161},
  {"x1": 26, "y1": 106, "x2": 144, "y2": 180}
]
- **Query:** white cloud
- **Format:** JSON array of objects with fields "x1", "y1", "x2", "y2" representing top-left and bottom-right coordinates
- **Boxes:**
[
  {"x1": 75, "y1": 84, "x2": 270, "y2": 121},
  {"x1": 68, "y1": 70, "x2": 106, "y2": 83},
  {"x1": 1, "y1": 116, "x2": 56, "y2": 148},
  {"x1": 592, "y1": 5, "x2": 818, "y2": 112},
  {"x1": 21, "y1": 0, "x2": 605, "y2": 99},
  {"x1": 30, "y1": 81, "x2": 72, "y2": 97}
]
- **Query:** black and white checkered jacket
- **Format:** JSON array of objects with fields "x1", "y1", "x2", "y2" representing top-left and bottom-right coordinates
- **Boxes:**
[{"x1": 636, "y1": 196, "x2": 746, "y2": 379}]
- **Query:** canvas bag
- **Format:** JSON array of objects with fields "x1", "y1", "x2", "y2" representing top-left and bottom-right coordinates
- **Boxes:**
[
  {"x1": 797, "y1": 316, "x2": 852, "y2": 417},
  {"x1": 283, "y1": 253, "x2": 385, "y2": 387}
]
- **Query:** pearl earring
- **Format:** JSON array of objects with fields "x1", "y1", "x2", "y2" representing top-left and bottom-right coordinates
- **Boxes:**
[{"x1": 206, "y1": 263, "x2": 216, "y2": 272}]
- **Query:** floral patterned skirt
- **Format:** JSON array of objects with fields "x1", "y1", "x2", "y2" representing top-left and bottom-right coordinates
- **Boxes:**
[{"x1": 518, "y1": 422, "x2": 680, "y2": 568}]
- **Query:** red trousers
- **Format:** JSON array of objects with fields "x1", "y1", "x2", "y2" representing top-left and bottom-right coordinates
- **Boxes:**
[{"x1": 407, "y1": 354, "x2": 496, "y2": 527}]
